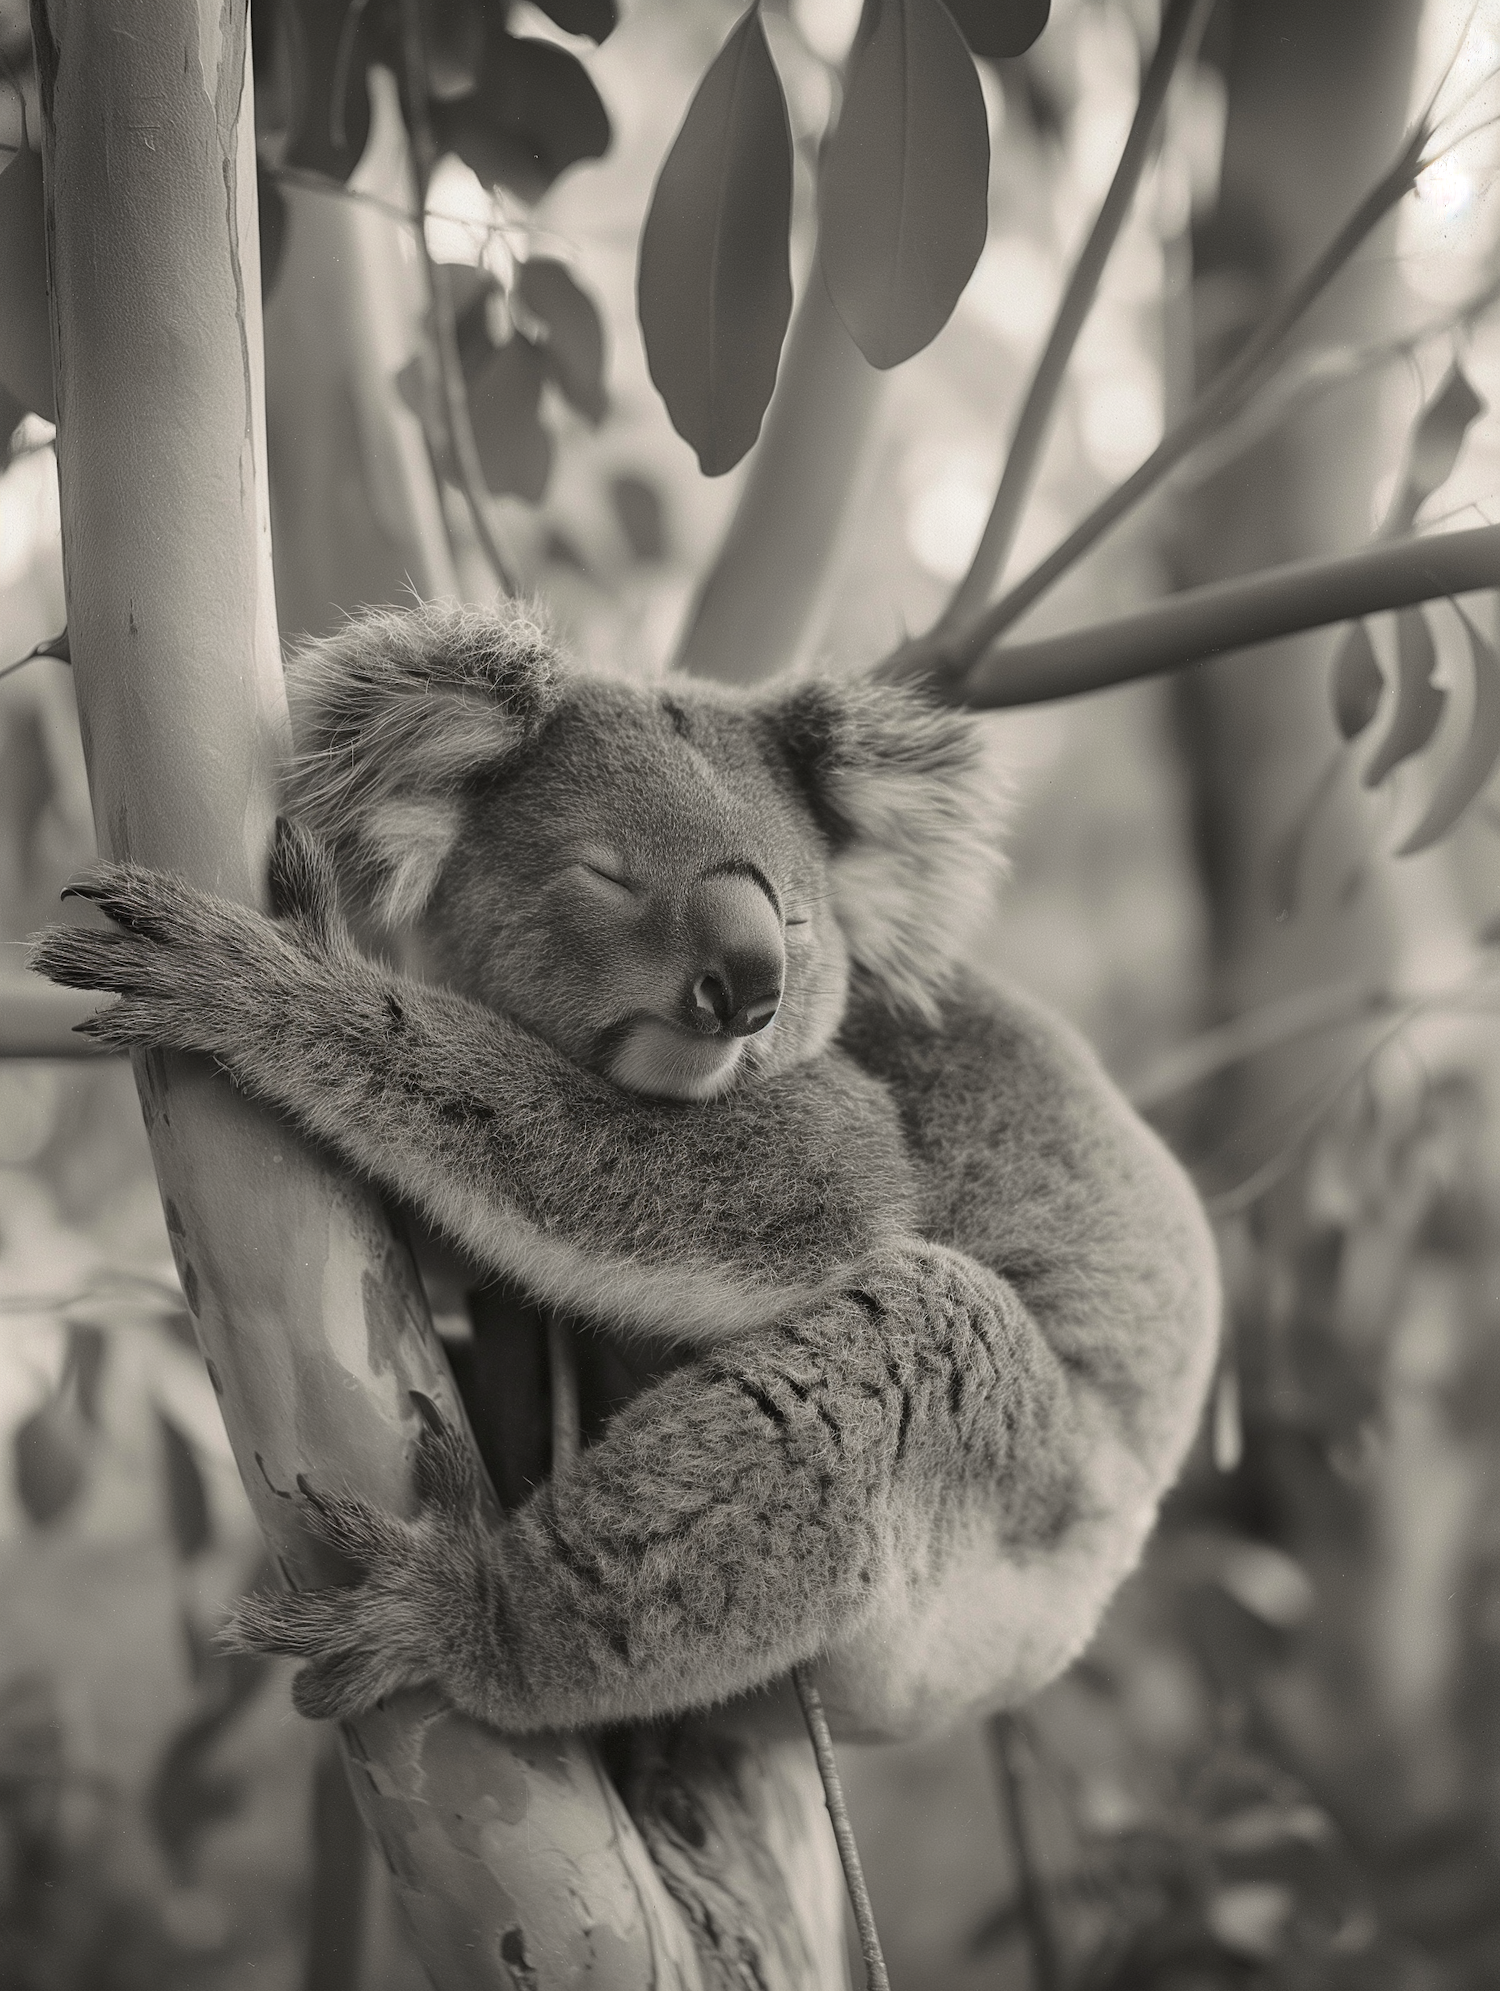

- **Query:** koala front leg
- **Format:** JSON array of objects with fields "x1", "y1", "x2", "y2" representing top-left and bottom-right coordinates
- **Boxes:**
[
  {"x1": 233, "y1": 1282, "x2": 905, "y2": 1728},
  {"x1": 31, "y1": 831, "x2": 913, "y2": 1335},
  {"x1": 231, "y1": 1244, "x2": 1079, "y2": 1732}
]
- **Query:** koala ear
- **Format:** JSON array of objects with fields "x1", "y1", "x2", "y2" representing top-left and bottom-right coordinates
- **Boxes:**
[
  {"x1": 769, "y1": 681, "x2": 1010, "y2": 1019},
  {"x1": 282, "y1": 601, "x2": 562, "y2": 926}
]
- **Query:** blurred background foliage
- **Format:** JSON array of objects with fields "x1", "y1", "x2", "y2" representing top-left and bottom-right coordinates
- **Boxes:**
[{"x1": 3, "y1": 0, "x2": 1500, "y2": 1984}]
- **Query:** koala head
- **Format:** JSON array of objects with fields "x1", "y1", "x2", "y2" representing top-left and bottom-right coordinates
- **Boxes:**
[{"x1": 285, "y1": 604, "x2": 1006, "y2": 1102}]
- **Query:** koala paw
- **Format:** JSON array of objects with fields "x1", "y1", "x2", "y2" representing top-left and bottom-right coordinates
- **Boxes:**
[
  {"x1": 225, "y1": 1417, "x2": 503, "y2": 1724},
  {"x1": 28, "y1": 863, "x2": 270, "y2": 1054}
]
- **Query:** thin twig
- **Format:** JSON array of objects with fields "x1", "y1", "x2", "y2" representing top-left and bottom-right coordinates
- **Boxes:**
[
  {"x1": 988, "y1": 1714, "x2": 1063, "y2": 1991},
  {"x1": 894, "y1": 118, "x2": 1432, "y2": 689},
  {"x1": 895, "y1": 521, "x2": 1500, "y2": 708},
  {"x1": 936, "y1": 0, "x2": 1213, "y2": 634},
  {"x1": 1171, "y1": 269, "x2": 1500, "y2": 495},
  {"x1": 792, "y1": 1665, "x2": 890, "y2": 1991},
  {"x1": 1129, "y1": 979, "x2": 1401, "y2": 1110},
  {"x1": 546, "y1": 1312, "x2": 580, "y2": 1477},
  {"x1": 1204, "y1": 982, "x2": 1500, "y2": 1217},
  {"x1": 394, "y1": 0, "x2": 517, "y2": 596},
  {"x1": 0, "y1": 628, "x2": 68, "y2": 681},
  {"x1": 269, "y1": 163, "x2": 578, "y2": 266}
]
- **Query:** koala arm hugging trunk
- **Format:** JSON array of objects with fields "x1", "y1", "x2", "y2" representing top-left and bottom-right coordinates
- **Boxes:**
[{"x1": 32, "y1": 604, "x2": 1218, "y2": 1741}]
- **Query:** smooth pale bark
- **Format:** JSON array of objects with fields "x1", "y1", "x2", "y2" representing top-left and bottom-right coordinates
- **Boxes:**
[
  {"x1": 263, "y1": 69, "x2": 459, "y2": 639},
  {"x1": 28, "y1": 5, "x2": 704, "y2": 1981},
  {"x1": 1172, "y1": 0, "x2": 1421, "y2": 1019}
]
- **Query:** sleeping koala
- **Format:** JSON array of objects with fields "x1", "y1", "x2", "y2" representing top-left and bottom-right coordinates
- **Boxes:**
[{"x1": 32, "y1": 602, "x2": 1219, "y2": 1742}]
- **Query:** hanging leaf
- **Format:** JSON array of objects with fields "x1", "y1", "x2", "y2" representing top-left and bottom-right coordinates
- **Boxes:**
[
  {"x1": 1363, "y1": 608, "x2": 1444, "y2": 788},
  {"x1": 531, "y1": 0, "x2": 618, "y2": 40},
  {"x1": 637, "y1": 7, "x2": 793, "y2": 475},
  {"x1": 426, "y1": 0, "x2": 488, "y2": 100},
  {"x1": 447, "y1": 262, "x2": 500, "y2": 375},
  {"x1": 518, "y1": 258, "x2": 608, "y2": 424},
  {"x1": 0, "y1": 381, "x2": 26, "y2": 459},
  {"x1": 466, "y1": 334, "x2": 553, "y2": 500},
  {"x1": 11, "y1": 1324, "x2": 104, "y2": 1528},
  {"x1": 945, "y1": 0, "x2": 1051, "y2": 58},
  {"x1": 0, "y1": 151, "x2": 56, "y2": 421},
  {"x1": 1397, "y1": 610, "x2": 1500, "y2": 856},
  {"x1": 159, "y1": 1411, "x2": 213, "y2": 1559},
  {"x1": 438, "y1": 34, "x2": 610, "y2": 203},
  {"x1": 1383, "y1": 365, "x2": 1487, "y2": 536},
  {"x1": 13, "y1": 1397, "x2": 89, "y2": 1527},
  {"x1": 818, "y1": 0, "x2": 990, "y2": 370},
  {"x1": 612, "y1": 472, "x2": 668, "y2": 561},
  {"x1": 1329, "y1": 622, "x2": 1384, "y2": 741},
  {"x1": 148, "y1": 1644, "x2": 271, "y2": 1875},
  {"x1": 281, "y1": 0, "x2": 374, "y2": 182}
]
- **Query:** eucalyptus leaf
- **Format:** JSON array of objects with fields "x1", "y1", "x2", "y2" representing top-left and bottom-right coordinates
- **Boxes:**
[
  {"x1": 1383, "y1": 364, "x2": 1486, "y2": 535},
  {"x1": 637, "y1": 6, "x2": 794, "y2": 474},
  {"x1": 531, "y1": 0, "x2": 618, "y2": 41},
  {"x1": 1329, "y1": 622, "x2": 1384, "y2": 741},
  {"x1": 467, "y1": 334, "x2": 553, "y2": 500},
  {"x1": 13, "y1": 1397, "x2": 88, "y2": 1528},
  {"x1": 0, "y1": 151, "x2": 56, "y2": 421},
  {"x1": 1363, "y1": 607, "x2": 1444, "y2": 788},
  {"x1": 945, "y1": 0, "x2": 1051, "y2": 59},
  {"x1": 1398, "y1": 610, "x2": 1500, "y2": 855},
  {"x1": 518, "y1": 258, "x2": 608, "y2": 425},
  {"x1": 819, "y1": 0, "x2": 991, "y2": 370},
  {"x1": 159, "y1": 1411, "x2": 213, "y2": 1560},
  {"x1": 281, "y1": 0, "x2": 373, "y2": 182},
  {"x1": 439, "y1": 34, "x2": 610, "y2": 203}
]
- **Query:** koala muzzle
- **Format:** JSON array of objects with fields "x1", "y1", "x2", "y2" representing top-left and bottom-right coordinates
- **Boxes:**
[{"x1": 682, "y1": 873, "x2": 784, "y2": 1038}]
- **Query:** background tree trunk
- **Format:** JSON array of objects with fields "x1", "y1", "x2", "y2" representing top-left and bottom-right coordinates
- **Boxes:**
[{"x1": 1171, "y1": 0, "x2": 1495, "y2": 1838}]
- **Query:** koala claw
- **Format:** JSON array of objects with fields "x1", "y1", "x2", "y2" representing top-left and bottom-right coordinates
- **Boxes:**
[{"x1": 227, "y1": 1420, "x2": 495, "y2": 1724}]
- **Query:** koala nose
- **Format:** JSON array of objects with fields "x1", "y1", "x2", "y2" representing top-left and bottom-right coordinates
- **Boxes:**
[
  {"x1": 680, "y1": 871, "x2": 784, "y2": 1038},
  {"x1": 690, "y1": 963, "x2": 782, "y2": 1036}
]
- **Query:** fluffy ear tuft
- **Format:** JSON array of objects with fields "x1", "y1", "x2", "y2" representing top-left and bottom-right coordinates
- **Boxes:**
[
  {"x1": 282, "y1": 601, "x2": 561, "y2": 925},
  {"x1": 769, "y1": 682, "x2": 1010, "y2": 1019}
]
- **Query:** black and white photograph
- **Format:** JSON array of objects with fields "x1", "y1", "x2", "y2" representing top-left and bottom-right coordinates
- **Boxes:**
[{"x1": 1, "y1": 1, "x2": 1499, "y2": 1985}]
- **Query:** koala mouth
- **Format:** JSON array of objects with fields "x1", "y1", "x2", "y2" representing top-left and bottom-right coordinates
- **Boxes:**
[{"x1": 606, "y1": 1017, "x2": 747, "y2": 1101}]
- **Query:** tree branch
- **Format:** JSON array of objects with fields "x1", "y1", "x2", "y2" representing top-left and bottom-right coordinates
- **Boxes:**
[
  {"x1": 935, "y1": 0, "x2": 1213, "y2": 634},
  {"x1": 893, "y1": 116, "x2": 1432, "y2": 683},
  {"x1": 899, "y1": 523, "x2": 1500, "y2": 708},
  {"x1": 394, "y1": 0, "x2": 517, "y2": 596},
  {"x1": 987, "y1": 1716, "x2": 1062, "y2": 1991},
  {"x1": 0, "y1": 958, "x2": 105, "y2": 1056}
]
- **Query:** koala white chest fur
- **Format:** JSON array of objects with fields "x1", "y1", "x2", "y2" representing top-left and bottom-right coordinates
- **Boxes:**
[{"x1": 33, "y1": 602, "x2": 1220, "y2": 1742}]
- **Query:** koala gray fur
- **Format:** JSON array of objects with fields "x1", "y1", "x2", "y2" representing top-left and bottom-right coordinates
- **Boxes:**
[{"x1": 32, "y1": 602, "x2": 1220, "y2": 1743}]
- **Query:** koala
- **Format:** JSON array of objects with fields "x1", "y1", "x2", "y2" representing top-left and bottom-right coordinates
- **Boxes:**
[{"x1": 32, "y1": 602, "x2": 1219, "y2": 1743}]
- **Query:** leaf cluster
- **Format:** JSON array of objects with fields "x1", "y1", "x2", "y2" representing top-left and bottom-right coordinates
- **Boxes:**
[
  {"x1": 252, "y1": 0, "x2": 614, "y2": 197},
  {"x1": 638, "y1": 0, "x2": 1050, "y2": 475}
]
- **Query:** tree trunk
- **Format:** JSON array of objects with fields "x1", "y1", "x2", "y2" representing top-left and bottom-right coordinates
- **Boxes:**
[
  {"x1": 1171, "y1": 0, "x2": 1492, "y2": 1833},
  {"x1": 30, "y1": 6, "x2": 845, "y2": 1979},
  {"x1": 262, "y1": 66, "x2": 458, "y2": 640}
]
